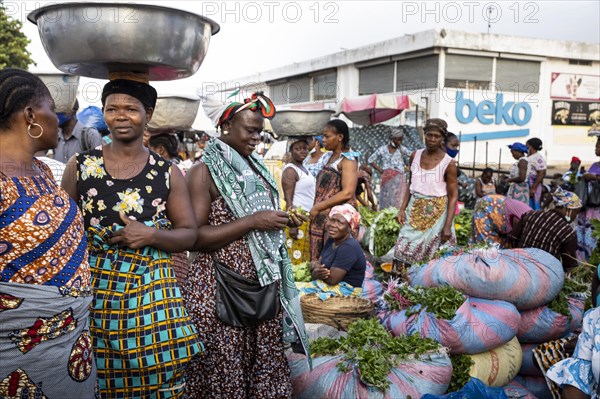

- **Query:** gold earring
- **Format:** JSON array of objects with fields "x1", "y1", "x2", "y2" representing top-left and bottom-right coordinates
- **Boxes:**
[{"x1": 27, "y1": 123, "x2": 44, "y2": 139}]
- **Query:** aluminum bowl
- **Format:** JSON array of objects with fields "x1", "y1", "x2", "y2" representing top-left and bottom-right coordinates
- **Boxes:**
[
  {"x1": 36, "y1": 73, "x2": 79, "y2": 113},
  {"x1": 28, "y1": 3, "x2": 220, "y2": 81},
  {"x1": 148, "y1": 96, "x2": 201, "y2": 131},
  {"x1": 270, "y1": 110, "x2": 335, "y2": 137}
]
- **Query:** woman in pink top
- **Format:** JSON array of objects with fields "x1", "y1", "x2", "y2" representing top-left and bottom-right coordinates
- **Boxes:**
[
  {"x1": 470, "y1": 194, "x2": 532, "y2": 247},
  {"x1": 393, "y1": 118, "x2": 458, "y2": 267}
]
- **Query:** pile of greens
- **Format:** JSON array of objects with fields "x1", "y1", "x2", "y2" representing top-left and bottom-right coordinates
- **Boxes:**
[
  {"x1": 453, "y1": 209, "x2": 473, "y2": 247},
  {"x1": 383, "y1": 282, "x2": 466, "y2": 321},
  {"x1": 292, "y1": 262, "x2": 312, "y2": 282},
  {"x1": 548, "y1": 262, "x2": 597, "y2": 316},
  {"x1": 588, "y1": 219, "x2": 600, "y2": 266},
  {"x1": 311, "y1": 318, "x2": 443, "y2": 391},
  {"x1": 448, "y1": 354, "x2": 475, "y2": 392},
  {"x1": 359, "y1": 206, "x2": 401, "y2": 257}
]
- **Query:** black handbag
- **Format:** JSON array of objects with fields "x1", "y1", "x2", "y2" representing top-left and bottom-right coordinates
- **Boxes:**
[
  {"x1": 213, "y1": 259, "x2": 280, "y2": 328},
  {"x1": 586, "y1": 180, "x2": 600, "y2": 207}
]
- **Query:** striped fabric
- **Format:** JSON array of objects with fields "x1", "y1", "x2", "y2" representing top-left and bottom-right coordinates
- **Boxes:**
[
  {"x1": 515, "y1": 210, "x2": 576, "y2": 261},
  {"x1": 88, "y1": 225, "x2": 203, "y2": 399}
]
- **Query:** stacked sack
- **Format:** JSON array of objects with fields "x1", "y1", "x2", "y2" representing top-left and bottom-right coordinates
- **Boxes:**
[{"x1": 403, "y1": 246, "x2": 571, "y2": 395}]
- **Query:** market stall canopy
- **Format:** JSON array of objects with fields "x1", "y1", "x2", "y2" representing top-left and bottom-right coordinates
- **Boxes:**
[
  {"x1": 334, "y1": 94, "x2": 413, "y2": 126},
  {"x1": 27, "y1": 3, "x2": 220, "y2": 81}
]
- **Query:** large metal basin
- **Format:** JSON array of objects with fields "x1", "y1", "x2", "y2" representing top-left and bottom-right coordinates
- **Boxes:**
[
  {"x1": 148, "y1": 96, "x2": 200, "y2": 131},
  {"x1": 28, "y1": 3, "x2": 220, "y2": 81},
  {"x1": 270, "y1": 110, "x2": 335, "y2": 137},
  {"x1": 36, "y1": 73, "x2": 79, "y2": 113}
]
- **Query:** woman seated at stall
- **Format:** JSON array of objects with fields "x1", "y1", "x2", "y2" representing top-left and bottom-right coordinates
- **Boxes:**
[
  {"x1": 475, "y1": 168, "x2": 497, "y2": 198},
  {"x1": 510, "y1": 188, "x2": 581, "y2": 271},
  {"x1": 297, "y1": 204, "x2": 366, "y2": 299},
  {"x1": 470, "y1": 194, "x2": 532, "y2": 247}
]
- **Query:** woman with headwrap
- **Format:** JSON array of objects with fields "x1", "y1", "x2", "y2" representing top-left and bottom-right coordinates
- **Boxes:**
[
  {"x1": 303, "y1": 134, "x2": 325, "y2": 177},
  {"x1": 282, "y1": 137, "x2": 315, "y2": 264},
  {"x1": 0, "y1": 68, "x2": 96, "y2": 398},
  {"x1": 526, "y1": 138, "x2": 547, "y2": 210},
  {"x1": 297, "y1": 204, "x2": 366, "y2": 299},
  {"x1": 61, "y1": 78, "x2": 203, "y2": 398},
  {"x1": 184, "y1": 92, "x2": 309, "y2": 398},
  {"x1": 510, "y1": 188, "x2": 581, "y2": 271},
  {"x1": 394, "y1": 118, "x2": 458, "y2": 268},
  {"x1": 368, "y1": 127, "x2": 411, "y2": 209},
  {"x1": 308, "y1": 119, "x2": 359, "y2": 262}
]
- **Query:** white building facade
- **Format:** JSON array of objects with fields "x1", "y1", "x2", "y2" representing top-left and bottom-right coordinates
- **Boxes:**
[{"x1": 219, "y1": 29, "x2": 600, "y2": 168}]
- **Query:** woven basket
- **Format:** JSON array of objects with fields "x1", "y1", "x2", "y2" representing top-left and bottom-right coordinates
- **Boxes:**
[{"x1": 300, "y1": 295, "x2": 375, "y2": 331}]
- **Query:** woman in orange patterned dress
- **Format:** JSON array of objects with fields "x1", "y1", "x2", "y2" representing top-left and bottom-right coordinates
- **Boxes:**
[{"x1": 0, "y1": 69, "x2": 96, "y2": 398}]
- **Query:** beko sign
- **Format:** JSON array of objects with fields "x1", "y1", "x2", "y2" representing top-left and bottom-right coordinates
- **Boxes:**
[{"x1": 455, "y1": 91, "x2": 533, "y2": 126}]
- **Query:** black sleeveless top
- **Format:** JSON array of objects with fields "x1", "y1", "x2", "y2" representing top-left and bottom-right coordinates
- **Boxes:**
[{"x1": 75, "y1": 149, "x2": 171, "y2": 227}]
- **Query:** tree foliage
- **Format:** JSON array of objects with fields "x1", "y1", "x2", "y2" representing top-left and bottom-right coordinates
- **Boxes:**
[{"x1": 0, "y1": 2, "x2": 35, "y2": 69}]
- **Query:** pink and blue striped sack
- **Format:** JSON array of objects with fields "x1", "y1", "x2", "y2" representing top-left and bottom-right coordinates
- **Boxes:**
[
  {"x1": 378, "y1": 296, "x2": 521, "y2": 355},
  {"x1": 409, "y1": 248, "x2": 564, "y2": 310},
  {"x1": 288, "y1": 352, "x2": 452, "y2": 399},
  {"x1": 517, "y1": 296, "x2": 585, "y2": 343}
]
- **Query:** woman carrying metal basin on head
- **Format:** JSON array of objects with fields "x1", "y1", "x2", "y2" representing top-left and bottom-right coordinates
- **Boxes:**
[
  {"x1": 29, "y1": 3, "x2": 219, "y2": 397},
  {"x1": 61, "y1": 77, "x2": 203, "y2": 398}
]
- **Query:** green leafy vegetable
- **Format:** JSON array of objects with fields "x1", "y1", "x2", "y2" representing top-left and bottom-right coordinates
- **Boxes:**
[
  {"x1": 448, "y1": 354, "x2": 474, "y2": 392},
  {"x1": 383, "y1": 282, "x2": 466, "y2": 321},
  {"x1": 292, "y1": 262, "x2": 312, "y2": 282},
  {"x1": 453, "y1": 209, "x2": 473, "y2": 247},
  {"x1": 311, "y1": 318, "x2": 443, "y2": 391},
  {"x1": 359, "y1": 206, "x2": 401, "y2": 257}
]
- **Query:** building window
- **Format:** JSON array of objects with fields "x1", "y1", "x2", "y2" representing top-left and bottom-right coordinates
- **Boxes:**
[
  {"x1": 270, "y1": 82, "x2": 289, "y2": 105},
  {"x1": 495, "y1": 59, "x2": 540, "y2": 93},
  {"x1": 287, "y1": 76, "x2": 310, "y2": 103},
  {"x1": 269, "y1": 72, "x2": 335, "y2": 105},
  {"x1": 359, "y1": 62, "x2": 394, "y2": 95},
  {"x1": 445, "y1": 54, "x2": 493, "y2": 90},
  {"x1": 396, "y1": 55, "x2": 439, "y2": 91},
  {"x1": 313, "y1": 71, "x2": 337, "y2": 101},
  {"x1": 569, "y1": 59, "x2": 592, "y2": 66}
]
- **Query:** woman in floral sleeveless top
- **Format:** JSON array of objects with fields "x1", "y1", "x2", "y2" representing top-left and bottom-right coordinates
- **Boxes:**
[{"x1": 62, "y1": 79, "x2": 202, "y2": 399}]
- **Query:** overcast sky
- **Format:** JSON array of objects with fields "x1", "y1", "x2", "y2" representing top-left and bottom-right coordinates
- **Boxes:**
[{"x1": 11, "y1": 0, "x2": 600, "y2": 129}]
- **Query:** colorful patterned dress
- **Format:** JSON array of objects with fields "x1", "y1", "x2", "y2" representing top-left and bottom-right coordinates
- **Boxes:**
[
  {"x1": 183, "y1": 197, "x2": 293, "y2": 398},
  {"x1": 75, "y1": 149, "x2": 202, "y2": 399},
  {"x1": 507, "y1": 156, "x2": 530, "y2": 204},
  {"x1": 0, "y1": 160, "x2": 96, "y2": 399},
  {"x1": 394, "y1": 150, "x2": 456, "y2": 265},
  {"x1": 469, "y1": 195, "x2": 532, "y2": 247},
  {"x1": 309, "y1": 152, "x2": 358, "y2": 261},
  {"x1": 368, "y1": 144, "x2": 411, "y2": 209},
  {"x1": 283, "y1": 163, "x2": 315, "y2": 264}
]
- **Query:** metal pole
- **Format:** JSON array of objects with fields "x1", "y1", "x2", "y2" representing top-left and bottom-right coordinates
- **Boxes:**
[
  {"x1": 472, "y1": 136, "x2": 477, "y2": 178},
  {"x1": 415, "y1": 105, "x2": 419, "y2": 131},
  {"x1": 498, "y1": 148, "x2": 502, "y2": 172},
  {"x1": 457, "y1": 131, "x2": 462, "y2": 166},
  {"x1": 485, "y1": 141, "x2": 489, "y2": 168}
]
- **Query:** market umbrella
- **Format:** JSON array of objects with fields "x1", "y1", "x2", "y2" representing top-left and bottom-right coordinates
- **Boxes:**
[{"x1": 334, "y1": 94, "x2": 413, "y2": 125}]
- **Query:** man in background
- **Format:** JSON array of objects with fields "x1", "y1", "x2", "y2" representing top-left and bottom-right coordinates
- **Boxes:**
[{"x1": 53, "y1": 99, "x2": 102, "y2": 163}]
